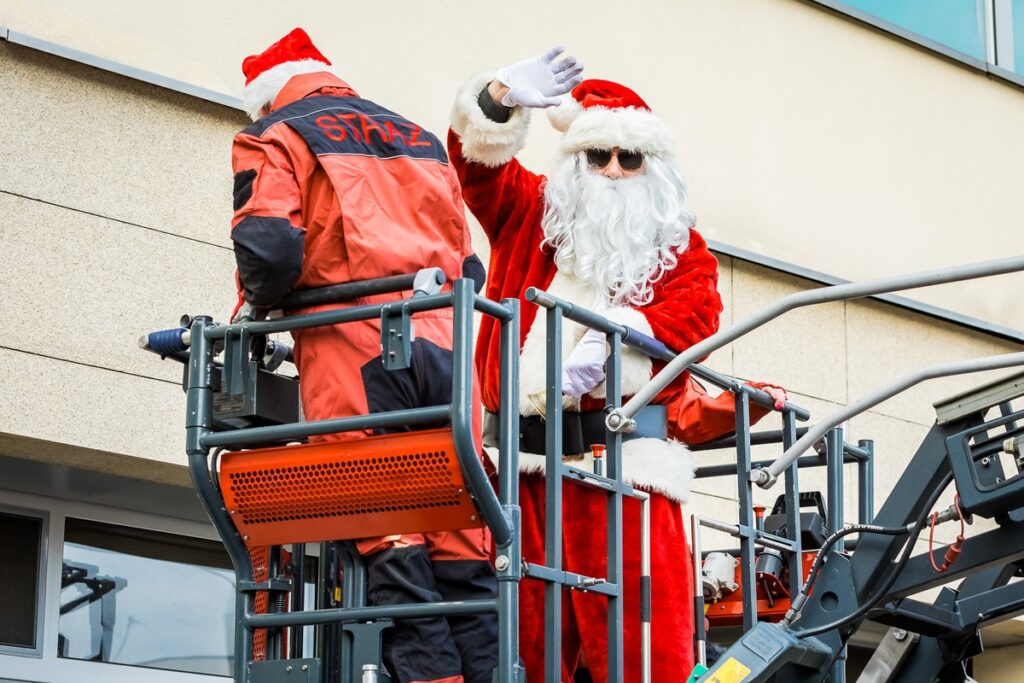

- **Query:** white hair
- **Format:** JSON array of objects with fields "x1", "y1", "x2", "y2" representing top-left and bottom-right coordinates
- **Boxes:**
[{"x1": 541, "y1": 152, "x2": 694, "y2": 306}]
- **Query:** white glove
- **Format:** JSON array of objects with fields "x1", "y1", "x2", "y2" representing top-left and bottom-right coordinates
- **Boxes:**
[
  {"x1": 495, "y1": 46, "x2": 584, "y2": 109},
  {"x1": 561, "y1": 329, "x2": 607, "y2": 397}
]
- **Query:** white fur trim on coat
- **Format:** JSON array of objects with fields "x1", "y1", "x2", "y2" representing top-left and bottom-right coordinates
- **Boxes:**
[
  {"x1": 517, "y1": 271, "x2": 597, "y2": 416},
  {"x1": 484, "y1": 437, "x2": 695, "y2": 503},
  {"x1": 559, "y1": 106, "x2": 674, "y2": 157},
  {"x1": 518, "y1": 272, "x2": 654, "y2": 408},
  {"x1": 243, "y1": 59, "x2": 335, "y2": 121},
  {"x1": 592, "y1": 306, "x2": 654, "y2": 399},
  {"x1": 450, "y1": 70, "x2": 532, "y2": 167}
]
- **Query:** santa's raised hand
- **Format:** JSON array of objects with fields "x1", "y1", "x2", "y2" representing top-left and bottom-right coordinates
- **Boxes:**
[{"x1": 492, "y1": 46, "x2": 584, "y2": 109}]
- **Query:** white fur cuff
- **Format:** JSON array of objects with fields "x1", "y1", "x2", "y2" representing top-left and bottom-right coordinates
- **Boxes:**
[
  {"x1": 450, "y1": 70, "x2": 531, "y2": 167},
  {"x1": 599, "y1": 307, "x2": 654, "y2": 398},
  {"x1": 484, "y1": 437, "x2": 695, "y2": 503}
]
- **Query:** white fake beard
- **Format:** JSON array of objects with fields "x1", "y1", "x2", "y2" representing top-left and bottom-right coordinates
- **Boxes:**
[{"x1": 541, "y1": 152, "x2": 695, "y2": 306}]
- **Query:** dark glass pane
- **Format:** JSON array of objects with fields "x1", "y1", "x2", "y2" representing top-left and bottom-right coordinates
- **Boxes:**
[
  {"x1": 844, "y1": 0, "x2": 987, "y2": 60},
  {"x1": 59, "y1": 518, "x2": 234, "y2": 676},
  {"x1": 0, "y1": 512, "x2": 42, "y2": 648}
]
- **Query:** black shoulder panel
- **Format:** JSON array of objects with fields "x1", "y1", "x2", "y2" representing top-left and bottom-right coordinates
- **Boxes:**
[{"x1": 242, "y1": 96, "x2": 448, "y2": 164}]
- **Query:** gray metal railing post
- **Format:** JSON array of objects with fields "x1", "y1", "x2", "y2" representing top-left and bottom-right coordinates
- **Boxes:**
[
  {"x1": 734, "y1": 390, "x2": 758, "y2": 631},
  {"x1": 185, "y1": 316, "x2": 255, "y2": 683},
  {"x1": 544, "y1": 306, "x2": 564, "y2": 683},
  {"x1": 691, "y1": 513, "x2": 706, "y2": 667},
  {"x1": 607, "y1": 255, "x2": 1024, "y2": 433},
  {"x1": 606, "y1": 331, "x2": 625, "y2": 683},
  {"x1": 826, "y1": 427, "x2": 846, "y2": 553},
  {"x1": 782, "y1": 409, "x2": 804, "y2": 600},
  {"x1": 858, "y1": 440, "x2": 875, "y2": 525},
  {"x1": 496, "y1": 297, "x2": 522, "y2": 683},
  {"x1": 452, "y1": 280, "x2": 514, "y2": 546}
]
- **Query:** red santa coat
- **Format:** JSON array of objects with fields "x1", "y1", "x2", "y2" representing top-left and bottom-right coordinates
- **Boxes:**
[
  {"x1": 448, "y1": 72, "x2": 760, "y2": 681},
  {"x1": 449, "y1": 78, "x2": 731, "y2": 503}
]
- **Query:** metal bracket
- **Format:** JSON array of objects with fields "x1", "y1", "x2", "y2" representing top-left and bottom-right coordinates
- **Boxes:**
[
  {"x1": 343, "y1": 619, "x2": 393, "y2": 683},
  {"x1": 222, "y1": 326, "x2": 252, "y2": 396},
  {"x1": 856, "y1": 627, "x2": 919, "y2": 682},
  {"x1": 381, "y1": 304, "x2": 413, "y2": 371},
  {"x1": 238, "y1": 578, "x2": 293, "y2": 593},
  {"x1": 250, "y1": 658, "x2": 321, "y2": 683}
]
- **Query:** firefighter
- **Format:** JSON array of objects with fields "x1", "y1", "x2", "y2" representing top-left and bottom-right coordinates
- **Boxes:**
[{"x1": 231, "y1": 28, "x2": 494, "y2": 683}]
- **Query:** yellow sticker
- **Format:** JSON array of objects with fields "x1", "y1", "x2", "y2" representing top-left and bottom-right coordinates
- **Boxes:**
[
  {"x1": 334, "y1": 587, "x2": 342, "y2": 602},
  {"x1": 706, "y1": 657, "x2": 751, "y2": 683}
]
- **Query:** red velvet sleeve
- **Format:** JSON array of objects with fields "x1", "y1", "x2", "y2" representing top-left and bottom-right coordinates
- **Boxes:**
[
  {"x1": 644, "y1": 228, "x2": 723, "y2": 354},
  {"x1": 447, "y1": 129, "x2": 544, "y2": 245}
]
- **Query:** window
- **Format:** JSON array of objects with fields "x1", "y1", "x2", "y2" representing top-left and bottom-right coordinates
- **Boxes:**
[
  {"x1": 59, "y1": 518, "x2": 236, "y2": 676},
  {"x1": 844, "y1": 0, "x2": 987, "y2": 60},
  {"x1": 813, "y1": 0, "x2": 1024, "y2": 80},
  {"x1": 0, "y1": 510, "x2": 45, "y2": 652}
]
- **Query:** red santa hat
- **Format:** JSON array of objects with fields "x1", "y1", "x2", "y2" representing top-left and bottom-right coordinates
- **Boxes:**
[
  {"x1": 547, "y1": 79, "x2": 674, "y2": 158},
  {"x1": 241, "y1": 28, "x2": 335, "y2": 120}
]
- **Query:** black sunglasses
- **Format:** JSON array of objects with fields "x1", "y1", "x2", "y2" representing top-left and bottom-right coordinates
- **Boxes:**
[{"x1": 585, "y1": 148, "x2": 644, "y2": 171}]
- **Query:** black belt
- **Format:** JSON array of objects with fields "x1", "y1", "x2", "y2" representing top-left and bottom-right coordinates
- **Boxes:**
[{"x1": 484, "y1": 405, "x2": 668, "y2": 457}]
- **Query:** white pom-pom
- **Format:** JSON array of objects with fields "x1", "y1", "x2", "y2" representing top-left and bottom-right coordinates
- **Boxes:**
[{"x1": 546, "y1": 96, "x2": 582, "y2": 132}]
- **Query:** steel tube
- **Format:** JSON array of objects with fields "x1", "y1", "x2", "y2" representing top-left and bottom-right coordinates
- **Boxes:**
[
  {"x1": 605, "y1": 332, "x2": 625, "y2": 683},
  {"x1": 247, "y1": 599, "x2": 498, "y2": 629},
  {"x1": 474, "y1": 294, "x2": 514, "y2": 321},
  {"x1": 544, "y1": 306, "x2": 564, "y2": 683},
  {"x1": 203, "y1": 405, "x2": 450, "y2": 447},
  {"x1": 451, "y1": 280, "x2": 513, "y2": 546},
  {"x1": 278, "y1": 269, "x2": 443, "y2": 310},
  {"x1": 691, "y1": 514, "x2": 706, "y2": 667},
  {"x1": 526, "y1": 287, "x2": 809, "y2": 419},
  {"x1": 697, "y1": 517, "x2": 795, "y2": 553},
  {"x1": 638, "y1": 491, "x2": 651, "y2": 683},
  {"x1": 759, "y1": 351, "x2": 1024, "y2": 486},
  {"x1": 496, "y1": 297, "x2": 521, "y2": 683},
  {"x1": 208, "y1": 293, "x2": 453, "y2": 338},
  {"x1": 607, "y1": 255, "x2": 1024, "y2": 432}
]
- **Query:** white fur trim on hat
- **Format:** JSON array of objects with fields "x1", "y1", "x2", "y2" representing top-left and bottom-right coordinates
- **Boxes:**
[
  {"x1": 559, "y1": 106, "x2": 674, "y2": 157},
  {"x1": 483, "y1": 437, "x2": 695, "y2": 503},
  {"x1": 450, "y1": 70, "x2": 531, "y2": 167},
  {"x1": 546, "y1": 96, "x2": 583, "y2": 132},
  {"x1": 243, "y1": 58, "x2": 335, "y2": 121}
]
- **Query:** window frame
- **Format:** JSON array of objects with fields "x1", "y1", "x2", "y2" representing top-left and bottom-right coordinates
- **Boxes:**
[
  {"x1": 0, "y1": 502, "x2": 49, "y2": 658},
  {"x1": 0, "y1": 488, "x2": 231, "y2": 682},
  {"x1": 802, "y1": 0, "x2": 1024, "y2": 91}
]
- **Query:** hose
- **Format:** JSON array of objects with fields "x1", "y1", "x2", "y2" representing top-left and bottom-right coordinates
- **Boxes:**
[{"x1": 791, "y1": 471, "x2": 955, "y2": 638}]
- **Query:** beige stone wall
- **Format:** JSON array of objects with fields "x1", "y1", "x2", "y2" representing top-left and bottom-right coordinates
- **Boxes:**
[
  {"x1": 0, "y1": 42, "x2": 246, "y2": 484},
  {"x1": 975, "y1": 643, "x2": 1024, "y2": 681},
  {"x1": 3, "y1": 0, "x2": 1024, "y2": 328}
]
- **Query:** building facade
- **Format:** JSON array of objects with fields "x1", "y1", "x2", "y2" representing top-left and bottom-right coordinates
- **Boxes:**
[{"x1": 2, "y1": 1, "x2": 1023, "y2": 680}]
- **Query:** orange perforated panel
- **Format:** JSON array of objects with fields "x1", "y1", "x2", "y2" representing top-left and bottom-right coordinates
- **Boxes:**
[{"x1": 220, "y1": 429, "x2": 483, "y2": 547}]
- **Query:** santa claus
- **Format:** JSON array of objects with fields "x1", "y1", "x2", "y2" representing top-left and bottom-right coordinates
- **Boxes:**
[{"x1": 448, "y1": 48, "x2": 784, "y2": 682}]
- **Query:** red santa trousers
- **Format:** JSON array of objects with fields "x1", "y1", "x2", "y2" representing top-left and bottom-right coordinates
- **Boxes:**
[{"x1": 517, "y1": 473, "x2": 695, "y2": 682}]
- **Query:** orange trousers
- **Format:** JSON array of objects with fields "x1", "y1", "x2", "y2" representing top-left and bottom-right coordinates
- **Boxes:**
[{"x1": 292, "y1": 306, "x2": 496, "y2": 683}]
